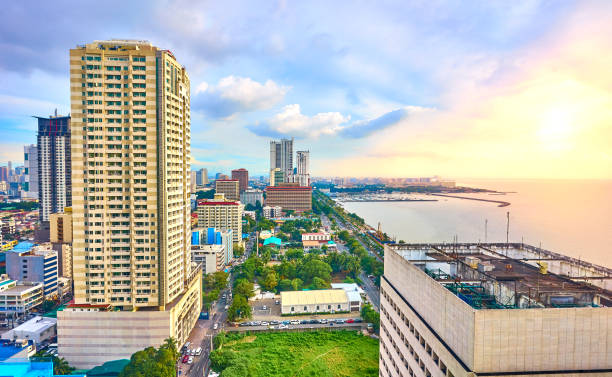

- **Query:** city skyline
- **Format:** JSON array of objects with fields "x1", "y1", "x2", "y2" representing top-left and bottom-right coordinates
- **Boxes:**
[{"x1": 1, "y1": 1, "x2": 611, "y2": 179}]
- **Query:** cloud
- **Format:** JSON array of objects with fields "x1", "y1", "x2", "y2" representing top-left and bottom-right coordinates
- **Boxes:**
[
  {"x1": 193, "y1": 76, "x2": 289, "y2": 118},
  {"x1": 248, "y1": 105, "x2": 428, "y2": 139},
  {"x1": 247, "y1": 104, "x2": 350, "y2": 138}
]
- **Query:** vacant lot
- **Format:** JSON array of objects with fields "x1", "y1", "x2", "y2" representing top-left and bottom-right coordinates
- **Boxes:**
[{"x1": 211, "y1": 330, "x2": 379, "y2": 377}]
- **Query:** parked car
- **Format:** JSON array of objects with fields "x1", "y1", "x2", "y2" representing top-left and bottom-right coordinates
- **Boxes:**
[
  {"x1": 252, "y1": 321, "x2": 262, "y2": 326},
  {"x1": 335, "y1": 319, "x2": 345, "y2": 324},
  {"x1": 239, "y1": 322, "x2": 249, "y2": 327},
  {"x1": 196, "y1": 347, "x2": 202, "y2": 356},
  {"x1": 213, "y1": 323, "x2": 218, "y2": 330},
  {"x1": 182, "y1": 355, "x2": 189, "y2": 363},
  {"x1": 320, "y1": 319, "x2": 328, "y2": 324},
  {"x1": 282, "y1": 320, "x2": 290, "y2": 325},
  {"x1": 188, "y1": 356, "x2": 194, "y2": 364},
  {"x1": 312, "y1": 319, "x2": 321, "y2": 324},
  {"x1": 270, "y1": 320, "x2": 279, "y2": 325},
  {"x1": 300, "y1": 320, "x2": 309, "y2": 324},
  {"x1": 262, "y1": 305, "x2": 268, "y2": 310},
  {"x1": 261, "y1": 321, "x2": 269, "y2": 326},
  {"x1": 353, "y1": 318, "x2": 363, "y2": 323},
  {"x1": 346, "y1": 319, "x2": 354, "y2": 323},
  {"x1": 275, "y1": 300, "x2": 280, "y2": 305},
  {"x1": 278, "y1": 324, "x2": 288, "y2": 329}
]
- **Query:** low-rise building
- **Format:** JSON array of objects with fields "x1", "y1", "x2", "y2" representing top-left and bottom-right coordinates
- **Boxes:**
[
  {"x1": 192, "y1": 244, "x2": 225, "y2": 274},
  {"x1": 6, "y1": 244, "x2": 58, "y2": 298},
  {"x1": 197, "y1": 194, "x2": 243, "y2": 245},
  {"x1": 0, "y1": 278, "x2": 43, "y2": 315},
  {"x1": 0, "y1": 339, "x2": 36, "y2": 362},
  {"x1": 331, "y1": 283, "x2": 364, "y2": 312},
  {"x1": 1, "y1": 316, "x2": 57, "y2": 345},
  {"x1": 301, "y1": 233, "x2": 331, "y2": 251},
  {"x1": 243, "y1": 210, "x2": 256, "y2": 219},
  {"x1": 280, "y1": 289, "x2": 349, "y2": 315},
  {"x1": 263, "y1": 206, "x2": 282, "y2": 219}
]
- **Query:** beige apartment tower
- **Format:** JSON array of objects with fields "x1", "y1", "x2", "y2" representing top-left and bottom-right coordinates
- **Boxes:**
[{"x1": 58, "y1": 39, "x2": 201, "y2": 369}]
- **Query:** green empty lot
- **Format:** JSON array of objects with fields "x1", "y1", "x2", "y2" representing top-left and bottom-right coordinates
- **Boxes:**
[{"x1": 211, "y1": 330, "x2": 379, "y2": 377}]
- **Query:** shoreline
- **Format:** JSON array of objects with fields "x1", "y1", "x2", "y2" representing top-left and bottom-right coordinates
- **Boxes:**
[{"x1": 429, "y1": 193, "x2": 510, "y2": 207}]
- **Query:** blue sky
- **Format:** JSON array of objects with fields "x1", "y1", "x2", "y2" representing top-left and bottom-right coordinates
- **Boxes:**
[{"x1": 1, "y1": 0, "x2": 611, "y2": 178}]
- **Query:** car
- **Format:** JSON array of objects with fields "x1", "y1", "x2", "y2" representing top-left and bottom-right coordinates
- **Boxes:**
[
  {"x1": 320, "y1": 319, "x2": 328, "y2": 324},
  {"x1": 213, "y1": 323, "x2": 218, "y2": 330},
  {"x1": 184, "y1": 341, "x2": 191, "y2": 349},
  {"x1": 329, "y1": 322, "x2": 334, "y2": 326},
  {"x1": 312, "y1": 319, "x2": 321, "y2": 324},
  {"x1": 290, "y1": 320, "x2": 300, "y2": 325},
  {"x1": 270, "y1": 320, "x2": 279, "y2": 325},
  {"x1": 262, "y1": 305, "x2": 268, "y2": 310},
  {"x1": 300, "y1": 320, "x2": 309, "y2": 324},
  {"x1": 346, "y1": 319, "x2": 354, "y2": 323},
  {"x1": 239, "y1": 322, "x2": 249, "y2": 327},
  {"x1": 309, "y1": 319, "x2": 318, "y2": 324},
  {"x1": 196, "y1": 347, "x2": 202, "y2": 356},
  {"x1": 278, "y1": 324, "x2": 288, "y2": 329},
  {"x1": 182, "y1": 355, "x2": 189, "y2": 363},
  {"x1": 282, "y1": 320, "x2": 290, "y2": 325},
  {"x1": 335, "y1": 319, "x2": 345, "y2": 324},
  {"x1": 275, "y1": 300, "x2": 280, "y2": 305},
  {"x1": 252, "y1": 321, "x2": 262, "y2": 326},
  {"x1": 353, "y1": 318, "x2": 363, "y2": 323},
  {"x1": 261, "y1": 321, "x2": 269, "y2": 326},
  {"x1": 188, "y1": 356, "x2": 194, "y2": 364},
  {"x1": 224, "y1": 305, "x2": 229, "y2": 310}
]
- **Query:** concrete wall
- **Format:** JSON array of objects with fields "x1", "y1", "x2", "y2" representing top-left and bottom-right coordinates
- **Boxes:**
[{"x1": 385, "y1": 245, "x2": 477, "y2": 370}]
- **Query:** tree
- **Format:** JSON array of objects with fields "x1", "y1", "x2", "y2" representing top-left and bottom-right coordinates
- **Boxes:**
[
  {"x1": 337, "y1": 230, "x2": 350, "y2": 242},
  {"x1": 285, "y1": 248, "x2": 304, "y2": 261},
  {"x1": 228, "y1": 295, "x2": 251, "y2": 321},
  {"x1": 311, "y1": 276, "x2": 329, "y2": 290},
  {"x1": 233, "y1": 279, "x2": 255, "y2": 299},
  {"x1": 196, "y1": 189, "x2": 215, "y2": 200},
  {"x1": 233, "y1": 243, "x2": 245, "y2": 258},
  {"x1": 261, "y1": 271, "x2": 278, "y2": 292},
  {"x1": 290, "y1": 278, "x2": 303, "y2": 291},
  {"x1": 361, "y1": 304, "x2": 380, "y2": 332},
  {"x1": 119, "y1": 338, "x2": 179, "y2": 377},
  {"x1": 35, "y1": 351, "x2": 75, "y2": 375},
  {"x1": 278, "y1": 279, "x2": 293, "y2": 291},
  {"x1": 299, "y1": 259, "x2": 332, "y2": 284}
]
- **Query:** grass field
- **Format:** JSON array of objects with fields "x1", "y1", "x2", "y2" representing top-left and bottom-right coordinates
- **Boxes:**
[{"x1": 210, "y1": 330, "x2": 379, "y2": 377}]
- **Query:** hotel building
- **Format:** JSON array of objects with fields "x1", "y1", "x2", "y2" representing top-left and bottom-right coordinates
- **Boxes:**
[
  {"x1": 58, "y1": 39, "x2": 201, "y2": 369},
  {"x1": 265, "y1": 184, "x2": 312, "y2": 213},
  {"x1": 197, "y1": 194, "x2": 243, "y2": 245},
  {"x1": 380, "y1": 243, "x2": 612, "y2": 377}
]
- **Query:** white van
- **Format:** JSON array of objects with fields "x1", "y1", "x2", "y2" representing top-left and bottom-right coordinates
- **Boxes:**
[{"x1": 196, "y1": 347, "x2": 202, "y2": 356}]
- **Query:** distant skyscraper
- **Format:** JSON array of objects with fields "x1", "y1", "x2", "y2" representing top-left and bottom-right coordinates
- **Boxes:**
[
  {"x1": 23, "y1": 145, "x2": 39, "y2": 199},
  {"x1": 0, "y1": 167, "x2": 8, "y2": 182},
  {"x1": 36, "y1": 114, "x2": 72, "y2": 222},
  {"x1": 190, "y1": 170, "x2": 197, "y2": 193},
  {"x1": 7, "y1": 161, "x2": 12, "y2": 177},
  {"x1": 215, "y1": 172, "x2": 222, "y2": 180},
  {"x1": 231, "y1": 168, "x2": 249, "y2": 193},
  {"x1": 197, "y1": 168, "x2": 208, "y2": 185},
  {"x1": 270, "y1": 138, "x2": 293, "y2": 182},
  {"x1": 291, "y1": 150, "x2": 310, "y2": 186},
  {"x1": 216, "y1": 179, "x2": 240, "y2": 201},
  {"x1": 59, "y1": 39, "x2": 201, "y2": 369}
]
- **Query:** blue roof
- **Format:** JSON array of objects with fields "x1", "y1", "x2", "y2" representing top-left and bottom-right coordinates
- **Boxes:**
[
  {"x1": 263, "y1": 237, "x2": 282, "y2": 246},
  {"x1": 0, "y1": 360, "x2": 86, "y2": 376},
  {"x1": 327, "y1": 240, "x2": 336, "y2": 244},
  {"x1": 0, "y1": 279, "x2": 14, "y2": 287},
  {"x1": 11, "y1": 242, "x2": 35, "y2": 253}
]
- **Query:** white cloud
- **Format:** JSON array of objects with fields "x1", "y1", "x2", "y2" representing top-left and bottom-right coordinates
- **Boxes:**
[
  {"x1": 193, "y1": 76, "x2": 289, "y2": 118},
  {"x1": 247, "y1": 104, "x2": 350, "y2": 138}
]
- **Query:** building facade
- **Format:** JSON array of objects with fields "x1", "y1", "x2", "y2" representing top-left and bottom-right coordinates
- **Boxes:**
[
  {"x1": 263, "y1": 205, "x2": 282, "y2": 219},
  {"x1": 231, "y1": 168, "x2": 248, "y2": 193},
  {"x1": 197, "y1": 194, "x2": 243, "y2": 245},
  {"x1": 280, "y1": 289, "x2": 349, "y2": 315},
  {"x1": 23, "y1": 145, "x2": 39, "y2": 200},
  {"x1": 36, "y1": 114, "x2": 72, "y2": 222},
  {"x1": 269, "y1": 168, "x2": 284, "y2": 187},
  {"x1": 215, "y1": 179, "x2": 240, "y2": 201},
  {"x1": 60, "y1": 39, "x2": 201, "y2": 368},
  {"x1": 196, "y1": 168, "x2": 208, "y2": 186},
  {"x1": 191, "y1": 244, "x2": 225, "y2": 274},
  {"x1": 240, "y1": 189, "x2": 263, "y2": 207},
  {"x1": 0, "y1": 278, "x2": 44, "y2": 315},
  {"x1": 380, "y1": 243, "x2": 612, "y2": 377},
  {"x1": 6, "y1": 245, "x2": 58, "y2": 298},
  {"x1": 270, "y1": 138, "x2": 293, "y2": 182},
  {"x1": 265, "y1": 184, "x2": 312, "y2": 212}
]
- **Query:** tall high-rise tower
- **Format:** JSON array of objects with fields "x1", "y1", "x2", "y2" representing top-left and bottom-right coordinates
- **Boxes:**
[
  {"x1": 292, "y1": 150, "x2": 310, "y2": 187},
  {"x1": 59, "y1": 39, "x2": 201, "y2": 369},
  {"x1": 231, "y1": 168, "x2": 249, "y2": 193},
  {"x1": 270, "y1": 137, "x2": 293, "y2": 182},
  {"x1": 36, "y1": 114, "x2": 72, "y2": 221},
  {"x1": 23, "y1": 144, "x2": 39, "y2": 200}
]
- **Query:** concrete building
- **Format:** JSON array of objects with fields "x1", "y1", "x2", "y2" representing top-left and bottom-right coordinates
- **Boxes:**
[
  {"x1": 191, "y1": 244, "x2": 225, "y2": 274},
  {"x1": 301, "y1": 232, "x2": 331, "y2": 250},
  {"x1": 215, "y1": 179, "x2": 240, "y2": 201},
  {"x1": 36, "y1": 113, "x2": 71, "y2": 222},
  {"x1": 231, "y1": 168, "x2": 249, "y2": 193},
  {"x1": 0, "y1": 278, "x2": 43, "y2": 315},
  {"x1": 49, "y1": 210, "x2": 72, "y2": 244},
  {"x1": 192, "y1": 227, "x2": 233, "y2": 265},
  {"x1": 280, "y1": 289, "x2": 349, "y2": 315},
  {"x1": 288, "y1": 150, "x2": 310, "y2": 187},
  {"x1": 270, "y1": 138, "x2": 293, "y2": 182},
  {"x1": 197, "y1": 194, "x2": 243, "y2": 245},
  {"x1": 6, "y1": 244, "x2": 58, "y2": 298},
  {"x1": 196, "y1": 168, "x2": 208, "y2": 186},
  {"x1": 22, "y1": 145, "x2": 39, "y2": 200},
  {"x1": 1, "y1": 316, "x2": 57, "y2": 345},
  {"x1": 265, "y1": 184, "x2": 312, "y2": 213},
  {"x1": 0, "y1": 339, "x2": 36, "y2": 362},
  {"x1": 379, "y1": 243, "x2": 612, "y2": 377},
  {"x1": 331, "y1": 283, "x2": 363, "y2": 312},
  {"x1": 269, "y1": 168, "x2": 284, "y2": 187},
  {"x1": 60, "y1": 39, "x2": 201, "y2": 369},
  {"x1": 190, "y1": 170, "x2": 197, "y2": 193},
  {"x1": 263, "y1": 206, "x2": 282, "y2": 219},
  {"x1": 240, "y1": 189, "x2": 263, "y2": 207}
]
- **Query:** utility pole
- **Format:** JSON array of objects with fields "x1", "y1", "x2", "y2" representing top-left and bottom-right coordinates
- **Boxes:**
[{"x1": 506, "y1": 211, "x2": 510, "y2": 254}]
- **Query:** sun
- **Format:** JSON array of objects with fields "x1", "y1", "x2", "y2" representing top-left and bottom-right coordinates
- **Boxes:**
[{"x1": 537, "y1": 107, "x2": 575, "y2": 152}]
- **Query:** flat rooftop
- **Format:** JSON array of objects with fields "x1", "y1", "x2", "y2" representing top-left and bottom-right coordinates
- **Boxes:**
[
  {"x1": 0, "y1": 284, "x2": 42, "y2": 295},
  {"x1": 281, "y1": 289, "x2": 348, "y2": 306},
  {"x1": 11, "y1": 316, "x2": 56, "y2": 333},
  {"x1": 390, "y1": 243, "x2": 612, "y2": 309}
]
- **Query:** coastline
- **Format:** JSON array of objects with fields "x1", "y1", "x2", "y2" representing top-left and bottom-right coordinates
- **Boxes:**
[{"x1": 429, "y1": 193, "x2": 511, "y2": 207}]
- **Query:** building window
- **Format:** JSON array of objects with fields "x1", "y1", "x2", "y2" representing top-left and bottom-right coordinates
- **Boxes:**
[
  {"x1": 291, "y1": 306, "x2": 294, "y2": 312},
  {"x1": 304, "y1": 306, "x2": 307, "y2": 311}
]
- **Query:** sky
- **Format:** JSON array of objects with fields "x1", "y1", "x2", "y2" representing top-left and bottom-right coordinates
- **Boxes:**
[{"x1": 1, "y1": 0, "x2": 611, "y2": 179}]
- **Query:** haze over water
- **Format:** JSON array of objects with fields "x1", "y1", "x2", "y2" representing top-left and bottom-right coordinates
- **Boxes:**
[{"x1": 343, "y1": 179, "x2": 612, "y2": 268}]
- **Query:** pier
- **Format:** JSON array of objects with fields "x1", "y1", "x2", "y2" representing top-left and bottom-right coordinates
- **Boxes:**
[{"x1": 430, "y1": 193, "x2": 510, "y2": 207}]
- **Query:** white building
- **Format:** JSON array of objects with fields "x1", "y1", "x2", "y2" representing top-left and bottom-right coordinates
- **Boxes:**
[
  {"x1": 301, "y1": 232, "x2": 331, "y2": 251},
  {"x1": 1, "y1": 316, "x2": 57, "y2": 345},
  {"x1": 240, "y1": 189, "x2": 263, "y2": 207},
  {"x1": 192, "y1": 244, "x2": 225, "y2": 274},
  {"x1": 263, "y1": 206, "x2": 282, "y2": 219},
  {"x1": 331, "y1": 283, "x2": 363, "y2": 312},
  {"x1": 22, "y1": 145, "x2": 38, "y2": 200},
  {"x1": 280, "y1": 289, "x2": 349, "y2": 315},
  {"x1": 0, "y1": 278, "x2": 44, "y2": 315}
]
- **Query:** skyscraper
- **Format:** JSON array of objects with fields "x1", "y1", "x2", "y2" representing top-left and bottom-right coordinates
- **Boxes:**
[
  {"x1": 231, "y1": 168, "x2": 248, "y2": 193},
  {"x1": 23, "y1": 145, "x2": 39, "y2": 200},
  {"x1": 291, "y1": 150, "x2": 310, "y2": 186},
  {"x1": 36, "y1": 114, "x2": 72, "y2": 221},
  {"x1": 196, "y1": 167, "x2": 208, "y2": 185},
  {"x1": 270, "y1": 137, "x2": 293, "y2": 182},
  {"x1": 59, "y1": 39, "x2": 201, "y2": 369}
]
